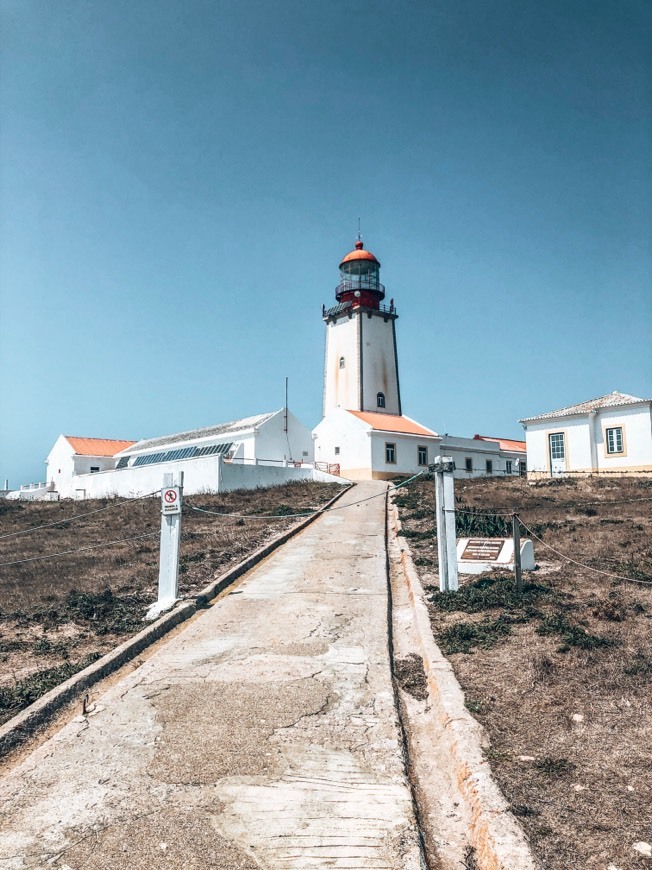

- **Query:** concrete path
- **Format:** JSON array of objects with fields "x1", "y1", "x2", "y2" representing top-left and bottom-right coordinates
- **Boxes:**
[{"x1": 0, "y1": 483, "x2": 424, "y2": 870}]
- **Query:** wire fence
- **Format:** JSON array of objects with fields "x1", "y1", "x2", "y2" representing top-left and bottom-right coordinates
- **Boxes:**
[
  {"x1": 0, "y1": 490, "x2": 161, "y2": 541},
  {"x1": 1, "y1": 469, "x2": 649, "y2": 588}
]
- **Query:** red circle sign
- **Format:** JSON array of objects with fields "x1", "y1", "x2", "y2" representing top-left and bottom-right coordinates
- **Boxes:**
[{"x1": 164, "y1": 489, "x2": 177, "y2": 504}]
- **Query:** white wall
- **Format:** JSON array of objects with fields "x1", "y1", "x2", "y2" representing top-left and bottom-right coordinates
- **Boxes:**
[
  {"x1": 254, "y1": 409, "x2": 314, "y2": 464},
  {"x1": 370, "y1": 431, "x2": 439, "y2": 478},
  {"x1": 313, "y1": 408, "x2": 371, "y2": 479},
  {"x1": 360, "y1": 312, "x2": 400, "y2": 415},
  {"x1": 596, "y1": 405, "x2": 652, "y2": 470},
  {"x1": 70, "y1": 454, "x2": 224, "y2": 498},
  {"x1": 220, "y1": 461, "x2": 313, "y2": 491},
  {"x1": 323, "y1": 314, "x2": 360, "y2": 414},
  {"x1": 45, "y1": 435, "x2": 76, "y2": 496},
  {"x1": 54, "y1": 455, "x2": 344, "y2": 501}
]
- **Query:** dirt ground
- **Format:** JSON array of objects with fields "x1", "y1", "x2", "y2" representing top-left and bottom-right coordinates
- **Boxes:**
[
  {"x1": 395, "y1": 474, "x2": 652, "y2": 870},
  {"x1": 0, "y1": 481, "x2": 340, "y2": 726}
]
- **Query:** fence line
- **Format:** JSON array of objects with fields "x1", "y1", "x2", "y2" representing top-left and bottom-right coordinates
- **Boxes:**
[
  {"x1": 0, "y1": 531, "x2": 159, "y2": 568},
  {"x1": 0, "y1": 490, "x2": 161, "y2": 541},
  {"x1": 517, "y1": 518, "x2": 652, "y2": 586}
]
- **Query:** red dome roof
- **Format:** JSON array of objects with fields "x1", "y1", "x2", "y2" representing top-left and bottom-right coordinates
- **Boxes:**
[{"x1": 340, "y1": 239, "x2": 380, "y2": 267}]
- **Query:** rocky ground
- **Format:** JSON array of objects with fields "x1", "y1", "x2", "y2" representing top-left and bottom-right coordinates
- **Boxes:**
[{"x1": 395, "y1": 473, "x2": 652, "y2": 870}]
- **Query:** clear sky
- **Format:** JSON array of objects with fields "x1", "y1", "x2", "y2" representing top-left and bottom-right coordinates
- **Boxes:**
[{"x1": 1, "y1": 0, "x2": 650, "y2": 487}]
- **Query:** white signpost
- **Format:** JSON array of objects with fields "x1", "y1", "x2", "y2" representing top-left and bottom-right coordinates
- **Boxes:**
[
  {"x1": 433, "y1": 457, "x2": 458, "y2": 592},
  {"x1": 146, "y1": 472, "x2": 183, "y2": 620}
]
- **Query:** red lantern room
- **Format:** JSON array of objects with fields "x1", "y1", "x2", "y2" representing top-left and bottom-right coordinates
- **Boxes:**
[{"x1": 336, "y1": 238, "x2": 385, "y2": 309}]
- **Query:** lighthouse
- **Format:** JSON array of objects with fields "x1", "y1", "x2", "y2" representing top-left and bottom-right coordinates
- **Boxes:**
[
  {"x1": 322, "y1": 237, "x2": 401, "y2": 416},
  {"x1": 314, "y1": 238, "x2": 440, "y2": 480}
]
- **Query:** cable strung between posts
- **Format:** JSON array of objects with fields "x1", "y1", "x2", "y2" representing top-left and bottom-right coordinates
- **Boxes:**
[
  {"x1": 0, "y1": 490, "x2": 162, "y2": 541},
  {"x1": 451, "y1": 495, "x2": 652, "y2": 518},
  {"x1": 454, "y1": 507, "x2": 512, "y2": 519},
  {"x1": 0, "y1": 531, "x2": 159, "y2": 567},
  {"x1": 185, "y1": 470, "x2": 428, "y2": 520},
  {"x1": 517, "y1": 518, "x2": 652, "y2": 586}
]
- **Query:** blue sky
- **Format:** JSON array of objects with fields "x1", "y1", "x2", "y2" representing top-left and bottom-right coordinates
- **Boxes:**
[{"x1": 1, "y1": 0, "x2": 650, "y2": 486}]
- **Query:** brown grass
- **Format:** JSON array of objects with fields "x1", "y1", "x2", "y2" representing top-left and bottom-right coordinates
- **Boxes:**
[
  {"x1": 396, "y1": 475, "x2": 652, "y2": 870},
  {"x1": 0, "y1": 482, "x2": 340, "y2": 724}
]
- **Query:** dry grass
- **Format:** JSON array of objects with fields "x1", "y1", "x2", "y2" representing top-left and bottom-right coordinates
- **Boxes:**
[
  {"x1": 396, "y1": 474, "x2": 652, "y2": 870},
  {"x1": 0, "y1": 482, "x2": 340, "y2": 724}
]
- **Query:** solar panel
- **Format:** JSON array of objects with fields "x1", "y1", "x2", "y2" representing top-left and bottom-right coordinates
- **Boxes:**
[
  {"x1": 133, "y1": 452, "x2": 165, "y2": 467},
  {"x1": 194, "y1": 442, "x2": 233, "y2": 457},
  {"x1": 129, "y1": 442, "x2": 235, "y2": 467}
]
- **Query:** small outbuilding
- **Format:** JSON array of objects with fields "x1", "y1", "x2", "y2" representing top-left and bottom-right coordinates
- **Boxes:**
[{"x1": 520, "y1": 391, "x2": 652, "y2": 478}]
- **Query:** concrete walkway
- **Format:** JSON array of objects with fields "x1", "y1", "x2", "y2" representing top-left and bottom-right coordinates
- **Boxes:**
[{"x1": 0, "y1": 483, "x2": 423, "y2": 870}]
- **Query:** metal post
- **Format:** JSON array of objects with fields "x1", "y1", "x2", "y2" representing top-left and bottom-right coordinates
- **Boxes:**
[
  {"x1": 512, "y1": 511, "x2": 522, "y2": 593},
  {"x1": 147, "y1": 472, "x2": 183, "y2": 620},
  {"x1": 433, "y1": 457, "x2": 458, "y2": 592}
]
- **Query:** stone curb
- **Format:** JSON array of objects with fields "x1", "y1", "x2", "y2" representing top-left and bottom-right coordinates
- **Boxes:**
[
  {"x1": 389, "y1": 501, "x2": 537, "y2": 870},
  {"x1": 0, "y1": 484, "x2": 353, "y2": 760}
]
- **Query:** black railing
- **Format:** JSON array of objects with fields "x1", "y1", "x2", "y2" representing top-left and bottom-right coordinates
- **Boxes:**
[
  {"x1": 323, "y1": 301, "x2": 397, "y2": 319},
  {"x1": 335, "y1": 280, "x2": 385, "y2": 297}
]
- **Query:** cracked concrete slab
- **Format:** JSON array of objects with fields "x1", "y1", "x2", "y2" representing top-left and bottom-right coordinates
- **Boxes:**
[{"x1": 0, "y1": 483, "x2": 423, "y2": 870}]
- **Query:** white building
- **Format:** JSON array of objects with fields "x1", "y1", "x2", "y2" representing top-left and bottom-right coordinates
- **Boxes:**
[
  {"x1": 439, "y1": 434, "x2": 526, "y2": 478},
  {"x1": 520, "y1": 391, "x2": 652, "y2": 478},
  {"x1": 44, "y1": 410, "x2": 328, "y2": 499}
]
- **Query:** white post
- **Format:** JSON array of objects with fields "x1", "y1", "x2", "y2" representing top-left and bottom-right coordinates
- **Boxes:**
[
  {"x1": 434, "y1": 457, "x2": 458, "y2": 592},
  {"x1": 146, "y1": 472, "x2": 183, "y2": 620}
]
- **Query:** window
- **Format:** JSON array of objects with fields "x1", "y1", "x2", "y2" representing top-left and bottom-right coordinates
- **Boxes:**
[
  {"x1": 486, "y1": 460, "x2": 493, "y2": 474},
  {"x1": 506, "y1": 460, "x2": 513, "y2": 474},
  {"x1": 519, "y1": 460, "x2": 526, "y2": 475},
  {"x1": 377, "y1": 392, "x2": 385, "y2": 408},
  {"x1": 385, "y1": 442, "x2": 396, "y2": 464},
  {"x1": 90, "y1": 466, "x2": 100, "y2": 473},
  {"x1": 417, "y1": 445, "x2": 428, "y2": 466},
  {"x1": 465, "y1": 457, "x2": 473, "y2": 473},
  {"x1": 334, "y1": 446, "x2": 340, "y2": 455},
  {"x1": 606, "y1": 427, "x2": 623, "y2": 454},
  {"x1": 339, "y1": 356, "x2": 345, "y2": 368}
]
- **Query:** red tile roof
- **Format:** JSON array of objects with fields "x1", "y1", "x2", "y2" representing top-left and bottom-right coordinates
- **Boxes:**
[
  {"x1": 473, "y1": 435, "x2": 526, "y2": 453},
  {"x1": 347, "y1": 411, "x2": 438, "y2": 437},
  {"x1": 65, "y1": 436, "x2": 137, "y2": 457}
]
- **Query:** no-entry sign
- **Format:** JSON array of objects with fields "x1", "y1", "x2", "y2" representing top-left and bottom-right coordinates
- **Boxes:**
[{"x1": 162, "y1": 486, "x2": 181, "y2": 515}]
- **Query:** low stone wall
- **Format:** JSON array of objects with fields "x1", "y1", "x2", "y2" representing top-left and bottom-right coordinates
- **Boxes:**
[{"x1": 389, "y1": 501, "x2": 537, "y2": 870}]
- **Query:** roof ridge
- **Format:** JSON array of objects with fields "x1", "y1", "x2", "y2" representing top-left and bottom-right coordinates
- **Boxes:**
[
  {"x1": 520, "y1": 390, "x2": 649, "y2": 423},
  {"x1": 128, "y1": 410, "x2": 279, "y2": 452},
  {"x1": 65, "y1": 435, "x2": 135, "y2": 442}
]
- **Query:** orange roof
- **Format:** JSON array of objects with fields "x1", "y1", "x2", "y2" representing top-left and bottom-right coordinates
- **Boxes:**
[
  {"x1": 348, "y1": 411, "x2": 438, "y2": 437},
  {"x1": 340, "y1": 239, "x2": 380, "y2": 266},
  {"x1": 473, "y1": 435, "x2": 526, "y2": 453},
  {"x1": 65, "y1": 436, "x2": 137, "y2": 457}
]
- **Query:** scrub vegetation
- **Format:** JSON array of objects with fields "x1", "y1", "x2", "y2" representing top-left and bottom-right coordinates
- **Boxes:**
[
  {"x1": 0, "y1": 482, "x2": 341, "y2": 725},
  {"x1": 395, "y1": 474, "x2": 652, "y2": 870}
]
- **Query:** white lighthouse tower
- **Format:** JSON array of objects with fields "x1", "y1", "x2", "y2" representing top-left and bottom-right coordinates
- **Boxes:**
[
  {"x1": 322, "y1": 237, "x2": 401, "y2": 416},
  {"x1": 314, "y1": 238, "x2": 439, "y2": 479}
]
